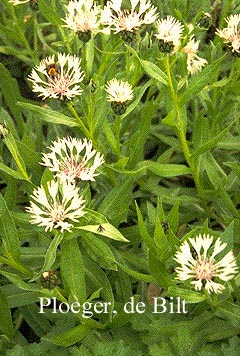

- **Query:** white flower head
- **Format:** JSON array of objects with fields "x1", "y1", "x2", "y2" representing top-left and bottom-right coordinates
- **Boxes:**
[
  {"x1": 9, "y1": 0, "x2": 38, "y2": 8},
  {"x1": 62, "y1": 0, "x2": 104, "y2": 40},
  {"x1": 174, "y1": 234, "x2": 238, "y2": 294},
  {"x1": 102, "y1": 0, "x2": 158, "y2": 39},
  {"x1": 0, "y1": 122, "x2": 9, "y2": 138},
  {"x1": 26, "y1": 179, "x2": 86, "y2": 232},
  {"x1": 155, "y1": 16, "x2": 185, "y2": 53},
  {"x1": 105, "y1": 78, "x2": 133, "y2": 103},
  {"x1": 216, "y1": 14, "x2": 240, "y2": 53},
  {"x1": 9, "y1": 0, "x2": 30, "y2": 5},
  {"x1": 28, "y1": 53, "x2": 84, "y2": 100},
  {"x1": 182, "y1": 36, "x2": 208, "y2": 75},
  {"x1": 41, "y1": 137, "x2": 104, "y2": 183}
]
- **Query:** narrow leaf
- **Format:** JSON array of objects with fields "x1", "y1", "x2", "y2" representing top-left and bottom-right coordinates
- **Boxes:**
[
  {"x1": 0, "y1": 288, "x2": 14, "y2": 338},
  {"x1": 43, "y1": 324, "x2": 90, "y2": 347},
  {"x1": 0, "y1": 194, "x2": 20, "y2": 261},
  {"x1": 61, "y1": 238, "x2": 86, "y2": 303},
  {"x1": 17, "y1": 102, "x2": 78, "y2": 127},
  {"x1": 81, "y1": 234, "x2": 117, "y2": 270},
  {"x1": 147, "y1": 162, "x2": 192, "y2": 177},
  {"x1": 180, "y1": 56, "x2": 224, "y2": 104},
  {"x1": 191, "y1": 121, "x2": 234, "y2": 158},
  {"x1": 77, "y1": 223, "x2": 128, "y2": 242}
]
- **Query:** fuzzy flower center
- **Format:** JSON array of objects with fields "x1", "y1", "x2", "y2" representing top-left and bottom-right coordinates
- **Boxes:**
[
  {"x1": 60, "y1": 158, "x2": 84, "y2": 177},
  {"x1": 194, "y1": 259, "x2": 214, "y2": 281},
  {"x1": 51, "y1": 204, "x2": 66, "y2": 223},
  {"x1": 48, "y1": 77, "x2": 71, "y2": 98}
]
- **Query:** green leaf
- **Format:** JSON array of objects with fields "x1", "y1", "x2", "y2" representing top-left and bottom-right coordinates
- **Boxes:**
[
  {"x1": 0, "y1": 162, "x2": 26, "y2": 180},
  {"x1": 0, "y1": 64, "x2": 24, "y2": 125},
  {"x1": 0, "y1": 194, "x2": 20, "y2": 261},
  {"x1": 167, "y1": 286, "x2": 206, "y2": 303},
  {"x1": 121, "y1": 80, "x2": 154, "y2": 120},
  {"x1": 19, "y1": 304, "x2": 51, "y2": 337},
  {"x1": 146, "y1": 162, "x2": 192, "y2": 177},
  {"x1": 43, "y1": 324, "x2": 91, "y2": 347},
  {"x1": 167, "y1": 200, "x2": 179, "y2": 234},
  {"x1": 77, "y1": 223, "x2": 128, "y2": 242},
  {"x1": 161, "y1": 110, "x2": 176, "y2": 127},
  {"x1": 192, "y1": 115, "x2": 210, "y2": 151},
  {"x1": 179, "y1": 56, "x2": 224, "y2": 104},
  {"x1": 98, "y1": 176, "x2": 136, "y2": 226},
  {"x1": 81, "y1": 233, "x2": 117, "y2": 270},
  {"x1": 61, "y1": 238, "x2": 86, "y2": 303},
  {"x1": 215, "y1": 301, "x2": 240, "y2": 328},
  {"x1": 4, "y1": 133, "x2": 29, "y2": 180},
  {"x1": 191, "y1": 121, "x2": 234, "y2": 158},
  {"x1": 116, "y1": 261, "x2": 154, "y2": 282},
  {"x1": 127, "y1": 101, "x2": 156, "y2": 168},
  {"x1": 126, "y1": 45, "x2": 167, "y2": 85},
  {"x1": 17, "y1": 102, "x2": 78, "y2": 127},
  {"x1": 38, "y1": 0, "x2": 63, "y2": 25},
  {"x1": 203, "y1": 153, "x2": 227, "y2": 189},
  {"x1": 218, "y1": 221, "x2": 234, "y2": 251},
  {"x1": 0, "y1": 288, "x2": 14, "y2": 338},
  {"x1": 149, "y1": 252, "x2": 171, "y2": 288},
  {"x1": 83, "y1": 257, "x2": 114, "y2": 318},
  {"x1": 30, "y1": 233, "x2": 64, "y2": 282},
  {"x1": 0, "y1": 108, "x2": 20, "y2": 139},
  {"x1": 136, "y1": 203, "x2": 158, "y2": 254},
  {"x1": 0, "y1": 284, "x2": 39, "y2": 308}
]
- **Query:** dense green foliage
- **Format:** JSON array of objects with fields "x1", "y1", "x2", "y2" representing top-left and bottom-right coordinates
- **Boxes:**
[{"x1": 0, "y1": 0, "x2": 239, "y2": 354}]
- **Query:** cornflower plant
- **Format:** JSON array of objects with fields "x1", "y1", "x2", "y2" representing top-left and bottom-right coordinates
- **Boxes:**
[{"x1": 0, "y1": 0, "x2": 239, "y2": 355}]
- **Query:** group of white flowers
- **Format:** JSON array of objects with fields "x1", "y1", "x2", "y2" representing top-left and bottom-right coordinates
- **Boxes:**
[
  {"x1": 11, "y1": 0, "x2": 238, "y2": 295},
  {"x1": 26, "y1": 137, "x2": 104, "y2": 232},
  {"x1": 10, "y1": 0, "x2": 240, "y2": 102},
  {"x1": 28, "y1": 52, "x2": 134, "y2": 107}
]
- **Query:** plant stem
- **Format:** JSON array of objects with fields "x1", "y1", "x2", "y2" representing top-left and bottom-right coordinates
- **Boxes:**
[
  {"x1": 67, "y1": 102, "x2": 90, "y2": 138},
  {"x1": 165, "y1": 55, "x2": 203, "y2": 197},
  {"x1": 115, "y1": 116, "x2": 121, "y2": 158}
]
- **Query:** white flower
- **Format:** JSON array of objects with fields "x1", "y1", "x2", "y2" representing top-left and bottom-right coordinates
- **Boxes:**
[
  {"x1": 105, "y1": 78, "x2": 133, "y2": 103},
  {"x1": 28, "y1": 53, "x2": 84, "y2": 100},
  {"x1": 9, "y1": 0, "x2": 30, "y2": 5},
  {"x1": 174, "y1": 234, "x2": 238, "y2": 294},
  {"x1": 0, "y1": 123, "x2": 9, "y2": 138},
  {"x1": 62, "y1": 0, "x2": 104, "y2": 36},
  {"x1": 41, "y1": 137, "x2": 104, "y2": 182},
  {"x1": 9, "y1": 0, "x2": 38, "y2": 7},
  {"x1": 155, "y1": 16, "x2": 184, "y2": 52},
  {"x1": 102, "y1": 0, "x2": 158, "y2": 34},
  {"x1": 26, "y1": 179, "x2": 86, "y2": 232},
  {"x1": 182, "y1": 36, "x2": 207, "y2": 75},
  {"x1": 216, "y1": 14, "x2": 240, "y2": 53}
]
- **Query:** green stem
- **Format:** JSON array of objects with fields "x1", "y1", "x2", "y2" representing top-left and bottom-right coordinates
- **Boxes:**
[
  {"x1": 67, "y1": 102, "x2": 90, "y2": 138},
  {"x1": 165, "y1": 55, "x2": 203, "y2": 197},
  {"x1": 58, "y1": 27, "x2": 72, "y2": 53},
  {"x1": 32, "y1": 13, "x2": 39, "y2": 63},
  {"x1": 115, "y1": 116, "x2": 121, "y2": 159}
]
